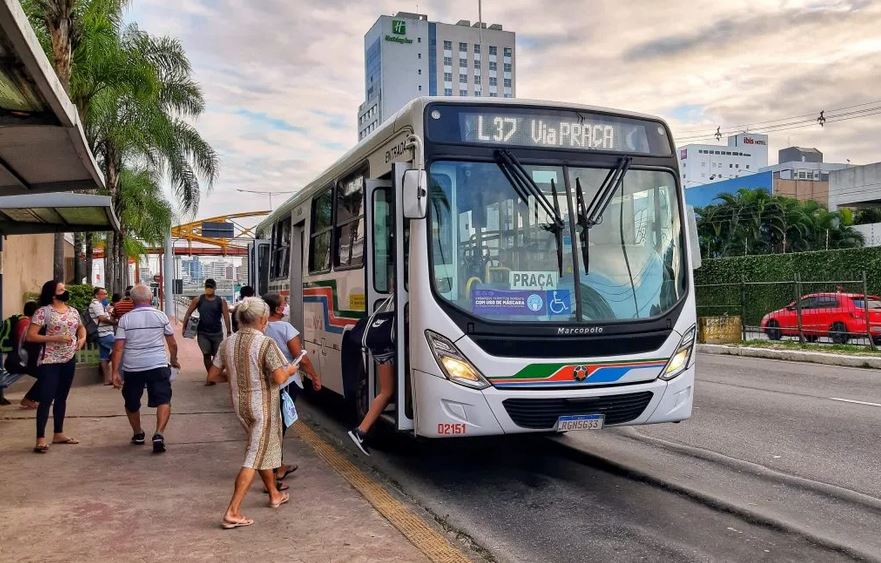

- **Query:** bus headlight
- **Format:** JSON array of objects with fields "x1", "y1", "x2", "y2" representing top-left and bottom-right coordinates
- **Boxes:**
[
  {"x1": 660, "y1": 326, "x2": 696, "y2": 381},
  {"x1": 426, "y1": 331, "x2": 490, "y2": 390}
]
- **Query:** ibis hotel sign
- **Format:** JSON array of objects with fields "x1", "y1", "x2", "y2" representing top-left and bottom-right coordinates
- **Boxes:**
[{"x1": 385, "y1": 19, "x2": 413, "y2": 44}]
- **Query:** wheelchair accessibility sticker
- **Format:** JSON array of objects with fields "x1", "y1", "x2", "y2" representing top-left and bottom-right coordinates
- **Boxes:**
[{"x1": 472, "y1": 289, "x2": 571, "y2": 317}]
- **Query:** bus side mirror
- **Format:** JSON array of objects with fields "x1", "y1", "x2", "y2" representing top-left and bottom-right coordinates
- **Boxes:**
[
  {"x1": 686, "y1": 206, "x2": 702, "y2": 270},
  {"x1": 403, "y1": 169, "x2": 428, "y2": 219}
]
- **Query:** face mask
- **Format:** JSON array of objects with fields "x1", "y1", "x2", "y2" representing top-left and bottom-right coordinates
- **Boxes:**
[
  {"x1": 102, "y1": 298, "x2": 109, "y2": 306},
  {"x1": 56, "y1": 291, "x2": 70, "y2": 302}
]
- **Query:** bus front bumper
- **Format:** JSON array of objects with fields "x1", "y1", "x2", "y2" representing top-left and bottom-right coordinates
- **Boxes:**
[{"x1": 412, "y1": 367, "x2": 694, "y2": 438}]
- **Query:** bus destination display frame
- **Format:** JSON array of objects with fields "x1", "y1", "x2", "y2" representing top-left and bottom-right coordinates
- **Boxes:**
[{"x1": 425, "y1": 103, "x2": 673, "y2": 157}]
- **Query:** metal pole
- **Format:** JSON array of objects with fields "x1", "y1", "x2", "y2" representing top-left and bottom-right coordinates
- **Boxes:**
[
  {"x1": 794, "y1": 273, "x2": 804, "y2": 344},
  {"x1": 863, "y1": 271, "x2": 874, "y2": 349},
  {"x1": 163, "y1": 232, "x2": 174, "y2": 321},
  {"x1": 740, "y1": 280, "x2": 746, "y2": 342}
]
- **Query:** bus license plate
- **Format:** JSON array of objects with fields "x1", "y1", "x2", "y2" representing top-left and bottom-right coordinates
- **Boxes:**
[{"x1": 556, "y1": 414, "x2": 604, "y2": 432}]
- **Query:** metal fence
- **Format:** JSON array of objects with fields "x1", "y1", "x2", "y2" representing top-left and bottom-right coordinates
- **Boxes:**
[{"x1": 696, "y1": 272, "x2": 878, "y2": 348}]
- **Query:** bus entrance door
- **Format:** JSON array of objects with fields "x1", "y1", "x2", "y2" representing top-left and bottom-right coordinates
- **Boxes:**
[
  {"x1": 249, "y1": 240, "x2": 270, "y2": 296},
  {"x1": 366, "y1": 166, "x2": 413, "y2": 431}
]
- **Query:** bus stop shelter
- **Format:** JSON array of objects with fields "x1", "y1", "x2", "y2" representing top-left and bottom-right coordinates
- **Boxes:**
[{"x1": 0, "y1": 0, "x2": 114, "y2": 317}]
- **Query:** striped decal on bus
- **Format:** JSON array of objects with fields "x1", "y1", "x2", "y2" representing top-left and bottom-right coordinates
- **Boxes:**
[{"x1": 303, "y1": 281, "x2": 365, "y2": 334}]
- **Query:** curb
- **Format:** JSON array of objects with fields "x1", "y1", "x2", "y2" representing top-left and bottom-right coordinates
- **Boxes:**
[{"x1": 698, "y1": 343, "x2": 881, "y2": 369}]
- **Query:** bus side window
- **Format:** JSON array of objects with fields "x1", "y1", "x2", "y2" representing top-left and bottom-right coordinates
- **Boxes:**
[
  {"x1": 309, "y1": 187, "x2": 334, "y2": 274},
  {"x1": 335, "y1": 170, "x2": 366, "y2": 269},
  {"x1": 373, "y1": 187, "x2": 393, "y2": 292}
]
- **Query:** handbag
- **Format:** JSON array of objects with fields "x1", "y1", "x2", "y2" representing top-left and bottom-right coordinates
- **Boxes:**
[
  {"x1": 281, "y1": 388, "x2": 298, "y2": 428},
  {"x1": 183, "y1": 315, "x2": 199, "y2": 339}
]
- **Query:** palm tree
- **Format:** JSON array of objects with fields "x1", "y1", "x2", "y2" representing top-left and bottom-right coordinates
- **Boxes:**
[
  {"x1": 22, "y1": 0, "x2": 131, "y2": 283},
  {"x1": 86, "y1": 25, "x2": 218, "y2": 292},
  {"x1": 24, "y1": 3, "x2": 218, "y2": 293},
  {"x1": 696, "y1": 189, "x2": 863, "y2": 257}
]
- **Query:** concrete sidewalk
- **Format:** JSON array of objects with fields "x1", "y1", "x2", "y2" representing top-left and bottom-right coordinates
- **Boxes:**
[
  {"x1": 698, "y1": 343, "x2": 881, "y2": 369},
  {"x1": 0, "y1": 329, "x2": 430, "y2": 562}
]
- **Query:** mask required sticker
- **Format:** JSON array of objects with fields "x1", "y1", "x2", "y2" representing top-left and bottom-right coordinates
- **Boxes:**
[{"x1": 472, "y1": 289, "x2": 571, "y2": 317}]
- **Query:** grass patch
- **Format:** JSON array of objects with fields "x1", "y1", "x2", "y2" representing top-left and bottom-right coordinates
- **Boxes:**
[{"x1": 739, "y1": 339, "x2": 881, "y2": 356}]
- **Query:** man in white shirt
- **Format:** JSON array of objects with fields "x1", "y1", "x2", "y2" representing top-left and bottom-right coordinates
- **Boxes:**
[
  {"x1": 89, "y1": 287, "x2": 116, "y2": 385},
  {"x1": 111, "y1": 284, "x2": 180, "y2": 453}
]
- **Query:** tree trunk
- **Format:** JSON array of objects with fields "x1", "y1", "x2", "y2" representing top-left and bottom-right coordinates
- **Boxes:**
[
  {"x1": 53, "y1": 233, "x2": 65, "y2": 282},
  {"x1": 85, "y1": 234, "x2": 93, "y2": 285},
  {"x1": 73, "y1": 232, "x2": 84, "y2": 283},
  {"x1": 104, "y1": 156, "x2": 121, "y2": 293},
  {"x1": 45, "y1": 3, "x2": 76, "y2": 284}
]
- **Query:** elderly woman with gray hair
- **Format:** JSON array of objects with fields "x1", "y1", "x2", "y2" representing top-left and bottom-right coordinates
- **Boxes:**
[{"x1": 207, "y1": 297, "x2": 298, "y2": 529}]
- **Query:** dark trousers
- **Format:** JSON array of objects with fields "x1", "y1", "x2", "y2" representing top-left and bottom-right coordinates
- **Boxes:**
[
  {"x1": 35, "y1": 359, "x2": 76, "y2": 439},
  {"x1": 23, "y1": 377, "x2": 39, "y2": 402}
]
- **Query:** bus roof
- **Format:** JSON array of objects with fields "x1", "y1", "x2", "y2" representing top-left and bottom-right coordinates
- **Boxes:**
[{"x1": 257, "y1": 97, "x2": 670, "y2": 233}]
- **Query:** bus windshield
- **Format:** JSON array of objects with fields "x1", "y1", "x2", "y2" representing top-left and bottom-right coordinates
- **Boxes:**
[{"x1": 428, "y1": 160, "x2": 686, "y2": 323}]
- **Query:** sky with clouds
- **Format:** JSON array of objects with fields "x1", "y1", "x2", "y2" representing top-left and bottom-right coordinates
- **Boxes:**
[{"x1": 125, "y1": 0, "x2": 881, "y2": 220}]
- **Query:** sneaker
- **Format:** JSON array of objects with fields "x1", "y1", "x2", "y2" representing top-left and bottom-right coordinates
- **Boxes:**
[
  {"x1": 152, "y1": 433, "x2": 166, "y2": 454},
  {"x1": 347, "y1": 428, "x2": 370, "y2": 456},
  {"x1": 131, "y1": 432, "x2": 145, "y2": 445}
]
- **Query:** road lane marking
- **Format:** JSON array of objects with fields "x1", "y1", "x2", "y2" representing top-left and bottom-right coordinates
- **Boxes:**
[
  {"x1": 830, "y1": 397, "x2": 881, "y2": 408},
  {"x1": 294, "y1": 423, "x2": 470, "y2": 563}
]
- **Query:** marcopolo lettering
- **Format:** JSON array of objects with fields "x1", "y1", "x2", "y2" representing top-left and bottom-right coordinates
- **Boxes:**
[{"x1": 557, "y1": 326, "x2": 604, "y2": 335}]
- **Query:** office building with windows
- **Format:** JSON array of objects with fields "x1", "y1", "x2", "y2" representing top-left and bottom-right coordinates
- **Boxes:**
[
  {"x1": 357, "y1": 12, "x2": 516, "y2": 140},
  {"x1": 677, "y1": 133, "x2": 769, "y2": 189}
]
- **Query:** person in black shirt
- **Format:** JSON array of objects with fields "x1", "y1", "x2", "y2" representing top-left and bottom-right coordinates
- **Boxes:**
[{"x1": 182, "y1": 279, "x2": 231, "y2": 385}]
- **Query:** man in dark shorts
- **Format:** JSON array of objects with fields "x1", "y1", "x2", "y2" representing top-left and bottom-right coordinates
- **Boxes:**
[
  {"x1": 111, "y1": 285, "x2": 179, "y2": 453},
  {"x1": 182, "y1": 278, "x2": 231, "y2": 385}
]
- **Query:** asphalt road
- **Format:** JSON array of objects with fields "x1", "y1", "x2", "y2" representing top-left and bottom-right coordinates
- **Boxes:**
[
  {"x1": 636, "y1": 354, "x2": 881, "y2": 498},
  {"x1": 299, "y1": 353, "x2": 881, "y2": 562}
]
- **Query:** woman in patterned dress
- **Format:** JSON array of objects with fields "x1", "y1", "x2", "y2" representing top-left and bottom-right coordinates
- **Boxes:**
[
  {"x1": 26, "y1": 280, "x2": 86, "y2": 453},
  {"x1": 207, "y1": 297, "x2": 298, "y2": 529}
]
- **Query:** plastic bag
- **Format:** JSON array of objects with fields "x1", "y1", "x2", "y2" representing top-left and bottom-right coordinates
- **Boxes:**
[{"x1": 281, "y1": 389, "x2": 298, "y2": 428}]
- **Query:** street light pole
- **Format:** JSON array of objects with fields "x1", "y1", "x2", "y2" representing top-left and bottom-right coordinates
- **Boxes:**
[{"x1": 235, "y1": 188, "x2": 296, "y2": 210}]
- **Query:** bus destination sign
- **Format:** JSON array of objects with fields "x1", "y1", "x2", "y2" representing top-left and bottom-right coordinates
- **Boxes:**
[
  {"x1": 427, "y1": 105, "x2": 672, "y2": 156},
  {"x1": 464, "y1": 113, "x2": 656, "y2": 153}
]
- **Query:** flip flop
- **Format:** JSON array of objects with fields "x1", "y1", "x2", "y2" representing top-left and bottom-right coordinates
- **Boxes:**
[
  {"x1": 221, "y1": 517, "x2": 254, "y2": 529},
  {"x1": 263, "y1": 481, "x2": 290, "y2": 494},
  {"x1": 52, "y1": 437, "x2": 79, "y2": 445},
  {"x1": 277, "y1": 464, "x2": 298, "y2": 480},
  {"x1": 270, "y1": 492, "x2": 290, "y2": 509},
  {"x1": 33, "y1": 444, "x2": 49, "y2": 453}
]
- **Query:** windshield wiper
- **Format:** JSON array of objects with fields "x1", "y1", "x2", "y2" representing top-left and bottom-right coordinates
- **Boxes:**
[
  {"x1": 576, "y1": 157, "x2": 631, "y2": 274},
  {"x1": 495, "y1": 150, "x2": 566, "y2": 275}
]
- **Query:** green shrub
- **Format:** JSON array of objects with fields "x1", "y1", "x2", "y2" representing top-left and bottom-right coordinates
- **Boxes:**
[
  {"x1": 67, "y1": 284, "x2": 95, "y2": 312},
  {"x1": 695, "y1": 248, "x2": 881, "y2": 328},
  {"x1": 21, "y1": 285, "x2": 94, "y2": 312}
]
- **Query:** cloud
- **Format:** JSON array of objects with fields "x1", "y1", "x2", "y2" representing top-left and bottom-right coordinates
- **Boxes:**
[{"x1": 123, "y1": 0, "x2": 881, "y2": 222}]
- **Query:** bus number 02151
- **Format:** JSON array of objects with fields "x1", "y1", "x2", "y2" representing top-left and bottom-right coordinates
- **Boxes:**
[{"x1": 437, "y1": 423, "x2": 467, "y2": 435}]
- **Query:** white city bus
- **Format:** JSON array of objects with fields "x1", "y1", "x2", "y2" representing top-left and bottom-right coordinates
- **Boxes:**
[{"x1": 251, "y1": 97, "x2": 700, "y2": 437}]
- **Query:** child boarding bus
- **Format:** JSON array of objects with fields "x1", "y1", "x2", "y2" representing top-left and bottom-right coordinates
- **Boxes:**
[{"x1": 250, "y1": 97, "x2": 701, "y2": 437}]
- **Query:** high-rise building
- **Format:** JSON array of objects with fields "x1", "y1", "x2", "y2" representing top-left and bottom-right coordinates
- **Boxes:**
[
  {"x1": 181, "y1": 258, "x2": 203, "y2": 283},
  {"x1": 678, "y1": 133, "x2": 769, "y2": 188},
  {"x1": 357, "y1": 12, "x2": 516, "y2": 140}
]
